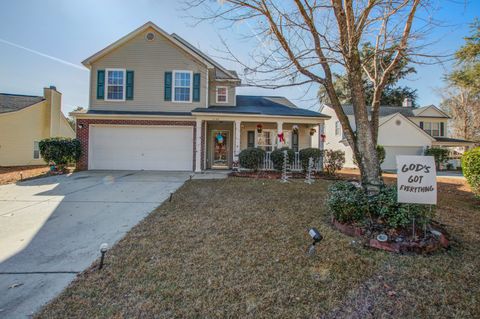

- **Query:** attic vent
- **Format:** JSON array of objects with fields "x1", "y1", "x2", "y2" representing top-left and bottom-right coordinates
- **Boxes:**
[
  {"x1": 395, "y1": 119, "x2": 401, "y2": 126},
  {"x1": 145, "y1": 32, "x2": 155, "y2": 41}
]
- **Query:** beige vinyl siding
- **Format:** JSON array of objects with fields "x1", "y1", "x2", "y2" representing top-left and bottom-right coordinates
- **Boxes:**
[
  {"x1": 89, "y1": 27, "x2": 208, "y2": 112},
  {"x1": 0, "y1": 102, "x2": 50, "y2": 166},
  {"x1": 208, "y1": 71, "x2": 236, "y2": 106}
]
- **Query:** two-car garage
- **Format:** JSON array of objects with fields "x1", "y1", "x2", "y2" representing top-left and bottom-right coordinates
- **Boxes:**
[{"x1": 88, "y1": 125, "x2": 194, "y2": 171}]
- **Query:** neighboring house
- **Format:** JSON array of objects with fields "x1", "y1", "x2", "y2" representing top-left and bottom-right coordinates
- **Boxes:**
[
  {"x1": 320, "y1": 99, "x2": 475, "y2": 170},
  {"x1": 0, "y1": 87, "x2": 75, "y2": 166},
  {"x1": 73, "y1": 22, "x2": 329, "y2": 171}
]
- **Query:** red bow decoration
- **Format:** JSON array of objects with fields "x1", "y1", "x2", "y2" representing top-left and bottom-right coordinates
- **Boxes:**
[
  {"x1": 277, "y1": 132, "x2": 285, "y2": 143},
  {"x1": 321, "y1": 134, "x2": 326, "y2": 142}
]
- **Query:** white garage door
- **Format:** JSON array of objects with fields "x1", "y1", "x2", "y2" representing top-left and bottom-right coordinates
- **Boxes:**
[
  {"x1": 382, "y1": 146, "x2": 424, "y2": 171},
  {"x1": 89, "y1": 126, "x2": 193, "y2": 171}
]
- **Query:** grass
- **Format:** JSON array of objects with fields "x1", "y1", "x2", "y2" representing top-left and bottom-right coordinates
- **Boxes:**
[{"x1": 36, "y1": 176, "x2": 480, "y2": 318}]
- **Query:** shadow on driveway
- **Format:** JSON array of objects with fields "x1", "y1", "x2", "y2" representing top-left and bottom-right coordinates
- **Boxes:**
[{"x1": 0, "y1": 170, "x2": 189, "y2": 317}]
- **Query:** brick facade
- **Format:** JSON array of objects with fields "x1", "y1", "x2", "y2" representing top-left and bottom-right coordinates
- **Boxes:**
[{"x1": 76, "y1": 118, "x2": 198, "y2": 171}]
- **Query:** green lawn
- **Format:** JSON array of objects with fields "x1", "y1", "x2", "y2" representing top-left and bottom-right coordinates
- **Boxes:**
[{"x1": 37, "y1": 177, "x2": 480, "y2": 318}]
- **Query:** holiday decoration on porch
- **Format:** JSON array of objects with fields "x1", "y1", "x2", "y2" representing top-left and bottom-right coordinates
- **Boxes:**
[
  {"x1": 215, "y1": 132, "x2": 224, "y2": 144},
  {"x1": 309, "y1": 128, "x2": 317, "y2": 136},
  {"x1": 277, "y1": 132, "x2": 285, "y2": 143},
  {"x1": 320, "y1": 133, "x2": 326, "y2": 142},
  {"x1": 256, "y1": 123, "x2": 263, "y2": 133},
  {"x1": 305, "y1": 157, "x2": 314, "y2": 184},
  {"x1": 292, "y1": 125, "x2": 299, "y2": 134},
  {"x1": 281, "y1": 150, "x2": 292, "y2": 183}
]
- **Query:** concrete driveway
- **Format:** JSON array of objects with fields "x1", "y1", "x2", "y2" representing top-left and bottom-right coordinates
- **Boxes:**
[{"x1": 0, "y1": 170, "x2": 190, "y2": 318}]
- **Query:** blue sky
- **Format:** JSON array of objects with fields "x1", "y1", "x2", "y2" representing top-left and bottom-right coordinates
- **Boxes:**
[{"x1": 0, "y1": 0, "x2": 478, "y2": 114}]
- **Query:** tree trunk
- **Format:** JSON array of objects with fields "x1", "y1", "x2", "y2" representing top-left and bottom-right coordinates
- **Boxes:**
[{"x1": 347, "y1": 52, "x2": 383, "y2": 194}]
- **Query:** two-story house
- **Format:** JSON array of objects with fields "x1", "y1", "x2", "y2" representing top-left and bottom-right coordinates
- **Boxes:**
[
  {"x1": 320, "y1": 98, "x2": 475, "y2": 170},
  {"x1": 73, "y1": 22, "x2": 329, "y2": 172}
]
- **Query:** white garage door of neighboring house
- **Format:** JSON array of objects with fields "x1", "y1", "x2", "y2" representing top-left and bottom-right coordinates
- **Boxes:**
[
  {"x1": 382, "y1": 146, "x2": 424, "y2": 171},
  {"x1": 89, "y1": 126, "x2": 193, "y2": 171}
]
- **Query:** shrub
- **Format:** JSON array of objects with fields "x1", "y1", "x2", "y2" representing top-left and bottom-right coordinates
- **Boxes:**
[
  {"x1": 239, "y1": 148, "x2": 266, "y2": 171},
  {"x1": 462, "y1": 147, "x2": 480, "y2": 197},
  {"x1": 270, "y1": 147, "x2": 295, "y2": 171},
  {"x1": 324, "y1": 149, "x2": 345, "y2": 175},
  {"x1": 327, "y1": 181, "x2": 368, "y2": 223},
  {"x1": 299, "y1": 148, "x2": 323, "y2": 172},
  {"x1": 353, "y1": 145, "x2": 385, "y2": 166},
  {"x1": 376, "y1": 145, "x2": 386, "y2": 165},
  {"x1": 425, "y1": 147, "x2": 449, "y2": 169},
  {"x1": 373, "y1": 185, "x2": 434, "y2": 229},
  {"x1": 39, "y1": 138, "x2": 81, "y2": 167}
]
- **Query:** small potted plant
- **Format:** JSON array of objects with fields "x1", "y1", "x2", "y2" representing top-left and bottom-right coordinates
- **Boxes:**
[{"x1": 310, "y1": 128, "x2": 316, "y2": 136}]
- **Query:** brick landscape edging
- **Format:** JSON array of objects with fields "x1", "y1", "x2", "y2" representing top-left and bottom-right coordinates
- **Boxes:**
[{"x1": 76, "y1": 118, "x2": 197, "y2": 170}]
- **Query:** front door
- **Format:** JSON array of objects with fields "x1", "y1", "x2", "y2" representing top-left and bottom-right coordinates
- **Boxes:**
[{"x1": 212, "y1": 130, "x2": 229, "y2": 169}]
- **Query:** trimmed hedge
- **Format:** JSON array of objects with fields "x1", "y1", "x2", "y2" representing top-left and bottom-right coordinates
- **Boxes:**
[
  {"x1": 39, "y1": 138, "x2": 81, "y2": 166},
  {"x1": 270, "y1": 147, "x2": 295, "y2": 171},
  {"x1": 239, "y1": 147, "x2": 265, "y2": 171},
  {"x1": 462, "y1": 147, "x2": 480, "y2": 197},
  {"x1": 299, "y1": 148, "x2": 323, "y2": 172},
  {"x1": 425, "y1": 147, "x2": 449, "y2": 169}
]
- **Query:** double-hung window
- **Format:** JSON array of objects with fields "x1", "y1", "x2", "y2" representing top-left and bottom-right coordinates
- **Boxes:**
[
  {"x1": 335, "y1": 121, "x2": 341, "y2": 136},
  {"x1": 424, "y1": 122, "x2": 440, "y2": 137},
  {"x1": 256, "y1": 130, "x2": 276, "y2": 152},
  {"x1": 33, "y1": 141, "x2": 40, "y2": 159},
  {"x1": 105, "y1": 69, "x2": 126, "y2": 101},
  {"x1": 173, "y1": 71, "x2": 192, "y2": 102},
  {"x1": 216, "y1": 86, "x2": 228, "y2": 103}
]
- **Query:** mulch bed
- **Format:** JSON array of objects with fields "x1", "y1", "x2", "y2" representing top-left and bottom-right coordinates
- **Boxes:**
[{"x1": 332, "y1": 218, "x2": 450, "y2": 254}]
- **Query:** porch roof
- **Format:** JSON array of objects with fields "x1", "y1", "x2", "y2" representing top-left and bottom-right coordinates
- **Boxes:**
[
  {"x1": 192, "y1": 95, "x2": 330, "y2": 119},
  {"x1": 433, "y1": 137, "x2": 476, "y2": 146}
]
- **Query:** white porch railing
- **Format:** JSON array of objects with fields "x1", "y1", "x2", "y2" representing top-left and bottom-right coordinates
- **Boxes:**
[{"x1": 261, "y1": 151, "x2": 323, "y2": 172}]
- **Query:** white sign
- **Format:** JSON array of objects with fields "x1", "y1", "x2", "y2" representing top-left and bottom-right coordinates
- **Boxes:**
[{"x1": 396, "y1": 155, "x2": 437, "y2": 205}]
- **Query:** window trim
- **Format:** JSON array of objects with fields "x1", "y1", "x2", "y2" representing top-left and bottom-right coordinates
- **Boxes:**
[
  {"x1": 104, "y1": 68, "x2": 126, "y2": 102},
  {"x1": 172, "y1": 70, "x2": 193, "y2": 103},
  {"x1": 215, "y1": 86, "x2": 228, "y2": 103},
  {"x1": 33, "y1": 141, "x2": 40, "y2": 159}
]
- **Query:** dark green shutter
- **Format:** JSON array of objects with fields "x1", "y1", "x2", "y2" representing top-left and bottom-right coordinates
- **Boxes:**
[
  {"x1": 440, "y1": 122, "x2": 444, "y2": 136},
  {"x1": 247, "y1": 131, "x2": 255, "y2": 148},
  {"x1": 126, "y1": 70, "x2": 134, "y2": 100},
  {"x1": 164, "y1": 72, "x2": 172, "y2": 101},
  {"x1": 292, "y1": 132, "x2": 299, "y2": 152},
  {"x1": 97, "y1": 70, "x2": 105, "y2": 99},
  {"x1": 419, "y1": 121, "x2": 424, "y2": 129},
  {"x1": 193, "y1": 73, "x2": 201, "y2": 102}
]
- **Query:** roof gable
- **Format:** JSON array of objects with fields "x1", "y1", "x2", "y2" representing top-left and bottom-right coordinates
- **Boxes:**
[
  {"x1": 82, "y1": 22, "x2": 215, "y2": 69},
  {"x1": 379, "y1": 112, "x2": 435, "y2": 142},
  {"x1": 412, "y1": 105, "x2": 450, "y2": 118}
]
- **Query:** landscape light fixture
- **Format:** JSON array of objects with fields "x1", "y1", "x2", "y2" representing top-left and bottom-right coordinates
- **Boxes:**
[
  {"x1": 307, "y1": 228, "x2": 323, "y2": 255},
  {"x1": 99, "y1": 243, "x2": 108, "y2": 270},
  {"x1": 169, "y1": 192, "x2": 173, "y2": 202}
]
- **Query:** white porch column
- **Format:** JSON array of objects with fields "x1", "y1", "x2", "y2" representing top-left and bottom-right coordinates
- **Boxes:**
[
  {"x1": 234, "y1": 120, "x2": 241, "y2": 161},
  {"x1": 195, "y1": 119, "x2": 202, "y2": 172},
  {"x1": 276, "y1": 121, "x2": 283, "y2": 149},
  {"x1": 319, "y1": 122, "x2": 325, "y2": 150}
]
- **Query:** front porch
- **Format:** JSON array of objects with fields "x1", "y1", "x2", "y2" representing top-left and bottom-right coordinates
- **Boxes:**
[{"x1": 197, "y1": 117, "x2": 325, "y2": 172}]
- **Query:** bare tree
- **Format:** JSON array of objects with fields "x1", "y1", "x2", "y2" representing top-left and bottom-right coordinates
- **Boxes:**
[
  {"x1": 185, "y1": 0, "x2": 435, "y2": 193},
  {"x1": 441, "y1": 86, "x2": 480, "y2": 142}
]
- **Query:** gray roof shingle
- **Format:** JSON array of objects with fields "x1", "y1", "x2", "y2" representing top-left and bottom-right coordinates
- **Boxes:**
[
  {"x1": 0, "y1": 93, "x2": 44, "y2": 114},
  {"x1": 339, "y1": 104, "x2": 449, "y2": 118},
  {"x1": 193, "y1": 95, "x2": 329, "y2": 118}
]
